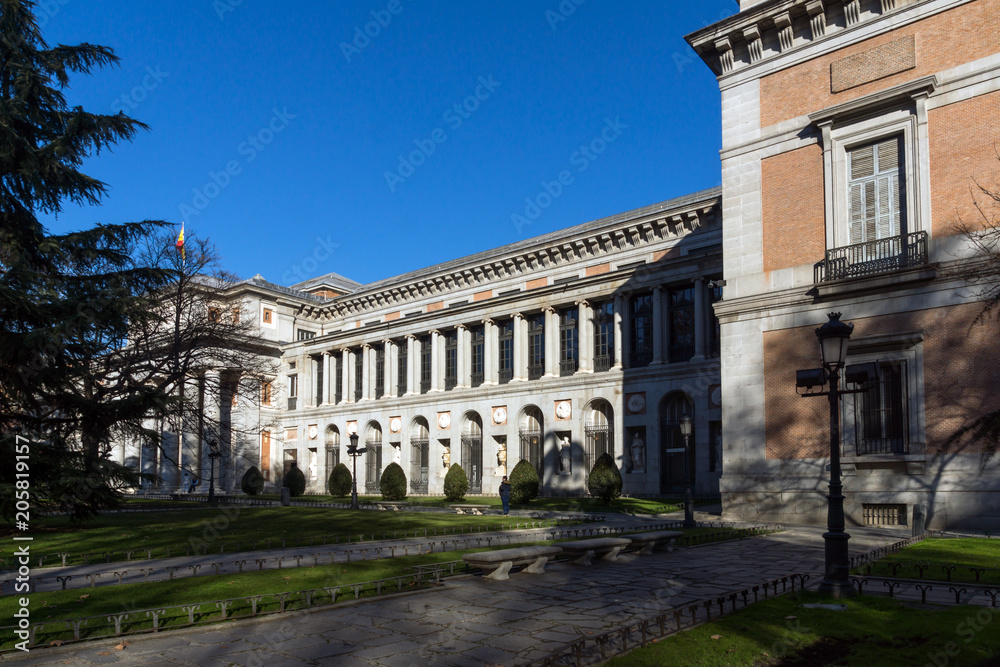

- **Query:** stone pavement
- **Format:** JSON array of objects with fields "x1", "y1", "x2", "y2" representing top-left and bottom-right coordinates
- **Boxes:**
[{"x1": 1, "y1": 523, "x2": 910, "y2": 666}]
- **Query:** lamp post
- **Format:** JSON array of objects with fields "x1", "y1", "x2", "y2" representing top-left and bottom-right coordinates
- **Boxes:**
[
  {"x1": 346, "y1": 433, "x2": 366, "y2": 510},
  {"x1": 814, "y1": 312, "x2": 855, "y2": 597},
  {"x1": 679, "y1": 413, "x2": 696, "y2": 529},
  {"x1": 207, "y1": 438, "x2": 221, "y2": 504}
]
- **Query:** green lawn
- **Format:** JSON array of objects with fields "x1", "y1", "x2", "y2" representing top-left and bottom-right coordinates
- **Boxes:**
[
  {"x1": 0, "y1": 506, "x2": 551, "y2": 567},
  {"x1": 606, "y1": 591, "x2": 1000, "y2": 667},
  {"x1": 853, "y1": 537, "x2": 1000, "y2": 585}
]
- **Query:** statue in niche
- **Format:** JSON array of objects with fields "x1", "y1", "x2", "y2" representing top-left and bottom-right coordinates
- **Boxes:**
[
  {"x1": 393, "y1": 444, "x2": 401, "y2": 464},
  {"x1": 442, "y1": 447, "x2": 450, "y2": 469},
  {"x1": 559, "y1": 437, "x2": 572, "y2": 474},
  {"x1": 630, "y1": 432, "x2": 646, "y2": 473},
  {"x1": 496, "y1": 443, "x2": 507, "y2": 476}
]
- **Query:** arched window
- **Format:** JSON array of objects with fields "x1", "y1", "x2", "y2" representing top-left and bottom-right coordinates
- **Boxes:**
[
  {"x1": 519, "y1": 407, "x2": 544, "y2": 477},
  {"x1": 584, "y1": 401, "x2": 614, "y2": 479},
  {"x1": 364, "y1": 422, "x2": 383, "y2": 493},
  {"x1": 324, "y1": 425, "x2": 340, "y2": 474},
  {"x1": 462, "y1": 414, "x2": 483, "y2": 494},
  {"x1": 658, "y1": 393, "x2": 694, "y2": 495},
  {"x1": 410, "y1": 418, "x2": 429, "y2": 494}
]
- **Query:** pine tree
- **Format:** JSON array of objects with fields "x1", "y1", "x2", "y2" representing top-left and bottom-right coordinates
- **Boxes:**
[{"x1": 0, "y1": 0, "x2": 170, "y2": 521}]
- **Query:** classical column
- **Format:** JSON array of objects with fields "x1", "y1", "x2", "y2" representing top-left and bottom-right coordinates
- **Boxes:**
[
  {"x1": 652, "y1": 286, "x2": 664, "y2": 365},
  {"x1": 613, "y1": 294, "x2": 625, "y2": 370},
  {"x1": 202, "y1": 369, "x2": 222, "y2": 490},
  {"x1": 512, "y1": 313, "x2": 527, "y2": 381},
  {"x1": 544, "y1": 307, "x2": 558, "y2": 378},
  {"x1": 430, "y1": 330, "x2": 443, "y2": 392},
  {"x1": 483, "y1": 318, "x2": 498, "y2": 385},
  {"x1": 457, "y1": 324, "x2": 470, "y2": 388},
  {"x1": 321, "y1": 352, "x2": 331, "y2": 404},
  {"x1": 342, "y1": 348, "x2": 353, "y2": 403},
  {"x1": 693, "y1": 277, "x2": 707, "y2": 360},
  {"x1": 361, "y1": 344, "x2": 373, "y2": 400},
  {"x1": 386, "y1": 339, "x2": 397, "y2": 398},
  {"x1": 405, "y1": 335, "x2": 418, "y2": 395},
  {"x1": 578, "y1": 300, "x2": 594, "y2": 373}
]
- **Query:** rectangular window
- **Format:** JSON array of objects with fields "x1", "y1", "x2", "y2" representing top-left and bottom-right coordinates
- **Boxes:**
[
  {"x1": 629, "y1": 293, "x2": 653, "y2": 367},
  {"x1": 498, "y1": 320, "x2": 514, "y2": 384},
  {"x1": 287, "y1": 374, "x2": 298, "y2": 410},
  {"x1": 668, "y1": 286, "x2": 694, "y2": 362},
  {"x1": 260, "y1": 430, "x2": 271, "y2": 480},
  {"x1": 334, "y1": 355, "x2": 343, "y2": 403},
  {"x1": 444, "y1": 330, "x2": 458, "y2": 390},
  {"x1": 354, "y1": 349, "x2": 363, "y2": 402},
  {"x1": 261, "y1": 380, "x2": 272, "y2": 406},
  {"x1": 314, "y1": 355, "x2": 323, "y2": 406},
  {"x1": 297, "y1": 329, "x2": 316, "y2": 341},
  {"x1": 397, "y1": 339, "x2": 408, "y2": 396},
  {"x1": 559, "y1": 307, "x2": 578, "y2": 376},
  {"x1": 849, "y1": 136, "x2": 904, "y2": 245},
  {"x1": 855, "y1": 361, "x2": 908, "y2": 455},
  {"x1": 262, "y1": 308, "x2": 273, "y2": 324},
  {"x1": 208, "y1": 306, "x2": 222, "y2": 323},
  {"x1": 470, "y1": 325, "x2": 484, "y2": 387},
  {"x1": 375, "y1": 346, "x2": 385, "y2": 398},
  {"x1": 593, "y1": 301, "x2": 614, "y2": 372},
  {"x1": 709, "y1": 283, "x2": 723, "y2": 358},
  {"x1": 528, "y1": 313, "x2": 545, "y2": 380},
  {"x1": 420, "y1": 336, "x2": 432, "y2": 394}
]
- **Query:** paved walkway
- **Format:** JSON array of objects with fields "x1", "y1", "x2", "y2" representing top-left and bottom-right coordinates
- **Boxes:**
[{"x1": 2, "y1": 522, "x2": 913, "y2": 666}]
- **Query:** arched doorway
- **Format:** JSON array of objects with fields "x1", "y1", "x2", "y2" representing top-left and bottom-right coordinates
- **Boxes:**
[
  {"x1": 519, "y1": 406, "x2": 544, "y2": 478},
  {"x1": 584, "y1": 400, "x2": 614, "y2": 480},
  {"x1": 659, "y1": 393, "x2": 694, "y2": 495},
  {"x1": 324, "y1": 425, "x2": 340, "y2": 486},
  {"x1": 364, "y1": 421, "x2": 383, "y2": 494},
  {"x1": 462, "y1": 413, "x2": 483, "y2": 494},
  {"x1": 410, "y1": 418, "x2": 430, "y2": 494}
]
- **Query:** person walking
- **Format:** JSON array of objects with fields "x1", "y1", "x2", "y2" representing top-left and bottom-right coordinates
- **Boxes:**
[{"x1": 499, "y1": 475, "x2": 511, "y2": 516}]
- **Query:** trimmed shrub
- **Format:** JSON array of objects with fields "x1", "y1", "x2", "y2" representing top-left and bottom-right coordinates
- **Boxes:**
[
  {"x1": 509, "y1": 459, "x2": 540, "y2": 505},
  {"x1": 328, "y1": 463, "x2": 352, "y2": 498},
  {"x1": 443, "y1": 463, "x2": 469, "y2": 502},
  {"x1": 282, "y1": 463, "x2": 306, "y2": 498},
  {"x1": 587, "y1": 453, "x2": 622, "y2": 504},
  {"x1": 380, "y1": 463, "x2": 407, "y2": 501},
  {"x1": 240, "y1": 466, "x2": 264, "y2": 496}
]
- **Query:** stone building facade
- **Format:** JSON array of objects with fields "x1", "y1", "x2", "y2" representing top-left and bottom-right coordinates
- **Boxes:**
[{"x1": 687, "y1": 0, "x2": 1000, "y2": 529}]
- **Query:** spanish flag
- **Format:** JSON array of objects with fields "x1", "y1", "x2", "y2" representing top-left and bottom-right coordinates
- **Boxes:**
[{"x1": 176, "y1": 222, "x2": 185, "y2": 262}]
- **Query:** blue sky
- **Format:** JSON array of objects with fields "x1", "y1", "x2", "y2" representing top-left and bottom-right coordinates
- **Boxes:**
[{"x1": 38, "y1": 0, "x2": 734, "y2": 287}]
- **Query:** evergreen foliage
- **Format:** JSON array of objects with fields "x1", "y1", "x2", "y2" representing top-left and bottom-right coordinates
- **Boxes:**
[
  {"x1": 587, "y1": 453, "x2": 623, "y2": 504},
  {"x1": 509, "y1": 459, "x2": 540, "y2": 505},
  {"x1": 379, "y1": 462, "x2": 407, "y2": 501},
  {"x1": 282, "y1": 463, "x2": 306, "y2": 498},
  {"x1": 328, "y1": 463, "x2": 352, "y2": 498},
  {"x1": 443, "y1": 463, "x2": 469, "y2": 502},
  {"x1": 240, "y1": 466, "x2": 264, "y2": 496}
]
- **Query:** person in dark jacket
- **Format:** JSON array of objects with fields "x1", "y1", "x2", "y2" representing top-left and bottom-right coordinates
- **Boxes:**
[{"x1": 499, "y1": 476, "x2": 511, "y2": 516}]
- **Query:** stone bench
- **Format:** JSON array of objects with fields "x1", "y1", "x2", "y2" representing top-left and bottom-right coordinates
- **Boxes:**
[
  {"x1": 374, "y1": 501, "x2": 409, "y2": 511},
  {"x1": 627, "y1": 530, "x2": 685, "y2": 555},
  {"x1": 462, "y1": 546, "x2": 563, "y2": 581},
  {"x1": 449, "y1": 504, "x2": 491, "y2": 515},
  {"x1": 558, "y1": 537, "x2": 632, "y2": 566}
]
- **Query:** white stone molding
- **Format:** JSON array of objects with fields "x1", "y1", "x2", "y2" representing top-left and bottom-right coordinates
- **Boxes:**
[
  {"x1": 743, "y1": 25, "x2": 763, "y2": 63},
  {"x1": 715, "y1": 36, "x2": 735, "y2": 74},
  {"x1": 806, "y1": 0, "x2": 826, "y2": 39},
  {"x1": 844, "y1": 0, "x2": 861, "y2": 25},
  {"x1": 881, "y1": 0, "x2": 896, "y2": 11},
  {"x1": 773, "y1": 11, "x2": 794, "y2": 52}
]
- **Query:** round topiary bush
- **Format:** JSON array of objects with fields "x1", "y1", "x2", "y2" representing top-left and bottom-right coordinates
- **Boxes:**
[
  {"x1": 328, "y1": 462, "x2": 352, "y2": 498},
  {"x1": 380, "y1": 462, "x2": 407, "y2": 501},
  {"x1": 587, "y1": 452, "x2": 622, "y2": 504},
  {"x1": 443, "y1": 463, "x2": 469, "y2": 502},
  {"x1": 509, "y1": 459, "x2": 540, "y2": 505},
  {"x1": 283, "y1": 463, "x2": 306, "y2": 498},
  {"x1": 240, "y1": 466, "x2": 264, "y2": 496}
]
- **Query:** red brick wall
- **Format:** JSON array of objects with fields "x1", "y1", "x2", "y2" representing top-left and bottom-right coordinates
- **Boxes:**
[
  {"x1": 764, "y1": 302, "x2": 1000, "y2": 459},
  {"x1": 762, "y1": 144, "x2": 826, "y2": 273},
  {"x1": 760, "y1": 0, "x2": 1000, "y2": 127},
  {"x1": 929, "y1": 90, "x2": 1000, "y2": 237}
]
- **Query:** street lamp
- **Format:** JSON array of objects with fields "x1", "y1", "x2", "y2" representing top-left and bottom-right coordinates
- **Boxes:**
[
  {"x1": 346, "y1": 433, "x2": 366, "y2": 510},
  {"x1": 207, "y1": 437, "x2": 221, "y2": 504},
  {"x1": 796, "y1": 312, "x2": 859, "y2": 598},
  {"x1": 679, "y1": 413, "x2": 696, "y2": 529}
]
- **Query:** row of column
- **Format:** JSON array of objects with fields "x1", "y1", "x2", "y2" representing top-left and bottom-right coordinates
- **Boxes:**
[{"x1": 301, "y1": 279, "x2": 711, "y2": 406}]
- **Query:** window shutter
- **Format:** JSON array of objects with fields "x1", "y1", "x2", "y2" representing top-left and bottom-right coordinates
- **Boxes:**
[
  {"x1": 849, "y1": 183, "x2": 864, "y2": 244},
  {"x1": 851, "y1": 145, "x2": 875, "y2": 179}
]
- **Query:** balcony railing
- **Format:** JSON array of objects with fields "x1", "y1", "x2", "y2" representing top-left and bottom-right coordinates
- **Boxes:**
[
  {"x1": 498, "y1": 368, "x2": 513, "y2": 384},
  {"x1": 471, "y1": 372, "x2": 484, "y2": 387},
  {"x1": 559, "y1": 359, "x2": 578, "y2": 377},
  {"x1": 528, "y1": 363, "x2": 544, "y2": 380},
  {"x1": 287, "y1": 397, "x2": 297, "y2": 410},
  {"x1": 594, "y1": 354, "x2": 612, "y2": 372},
  {"x1": 815, "y1": 231, "x2": 928, "y2": 283}
]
